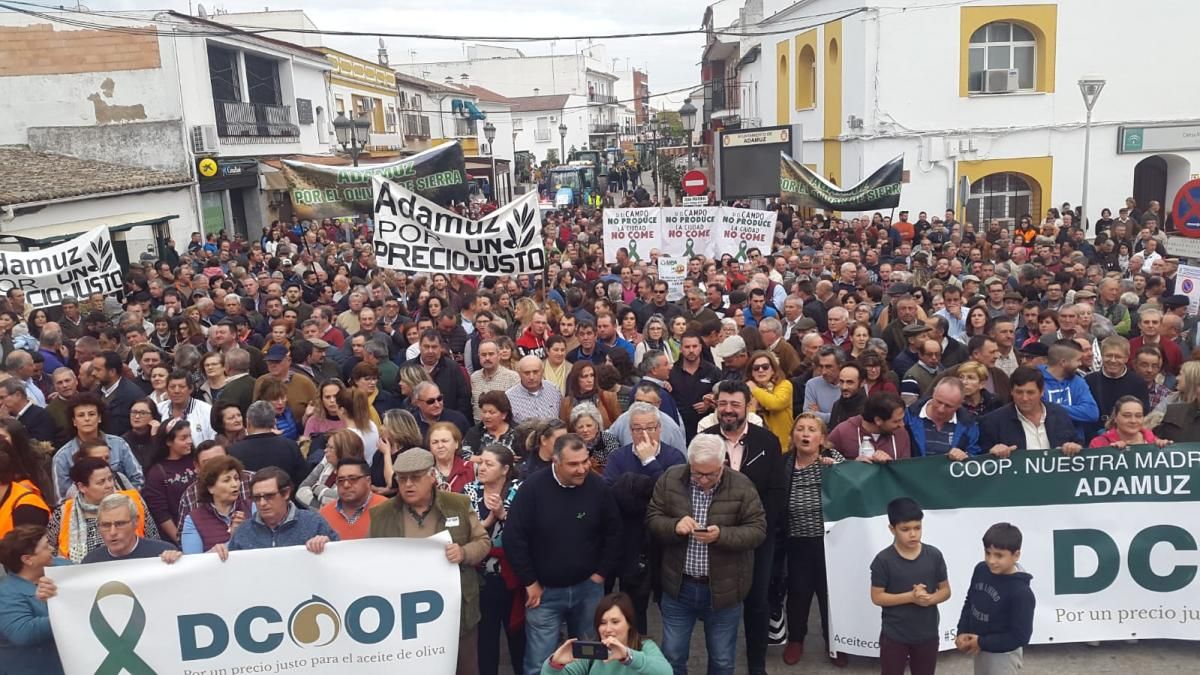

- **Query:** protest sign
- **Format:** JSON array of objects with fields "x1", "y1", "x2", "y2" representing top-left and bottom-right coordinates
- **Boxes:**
[
  {"x1": 822, "y1": 447, "x2": 1200, "y2": 657},
  {"x1": 603, "y1": 208, "x2": 662, "y2": 264},
  {"x1": 718, "y1": 207, "x2": 775, "y2": 261},
  {"x1": 280, "y1": 142, "x2": 468, "y2": 220},
  {"x1": 0, "y1": 225, "x2": 122, "y2": 309},
  {"x1": 780, "y1": 153, "x2": 903, "y2": 212},
  {"x1": 372, "y1": 176, "x2": 544, "y2": 276},
  {"x1": 48, "y1": 535, "x2": 461, "y2": 675},
  {"x1": 661, "y1": 207, "x2": 720, "y2": 258},
  {"x1": 657, "y1": 255, "x2": 687, "y2": 301}
]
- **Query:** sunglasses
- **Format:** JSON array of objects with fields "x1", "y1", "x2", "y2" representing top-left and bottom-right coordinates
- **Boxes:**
[
  {"x1": 422, "y1": 395, "x2": 444, "y2": 405},
  {"x1": 752, "y1": 363, "x2": 773, "y2": 372}
]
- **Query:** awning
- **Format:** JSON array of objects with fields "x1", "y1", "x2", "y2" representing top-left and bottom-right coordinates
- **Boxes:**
[
  {"x1": 0, "y1": 211, "x2": 177, "y2": 246},
  {"x1": 259, "y1": 163, "x2": 290, "y2": 191}
]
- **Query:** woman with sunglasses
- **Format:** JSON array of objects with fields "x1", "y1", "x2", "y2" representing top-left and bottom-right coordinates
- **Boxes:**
[{"x1": 746, "y1": 350, "x2": 794, "y2": 450}]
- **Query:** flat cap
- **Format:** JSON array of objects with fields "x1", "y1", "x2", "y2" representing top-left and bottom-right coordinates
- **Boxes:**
[
  {"x1": 902, "y1": 323, "x2": 932, "y2": 337},
  {"x1": 795, "y1": 317, "x2": 818, "y2": 332},
  {"x1": 1163, "y1": 294, "x2": 1189, "y2": 308},
  {"x1": 393, "y1": 448, "x2": 434, "y2": 474}
]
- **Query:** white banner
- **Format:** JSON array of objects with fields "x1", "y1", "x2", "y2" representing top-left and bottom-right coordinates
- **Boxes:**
[
  {"x1": 603, "y1": 208, "x2": 661, "y2": 264},
  {"x1": 717, "y1": 207, "x2": 775, "y2": 261},
  {"x1": 0, "y1": 225, "x2": 122, "y2": 309},
  {"x1": 661, "y1": 207, "x2": 720, "y2": 258},
  {"x1": 1178, "y1": 264, "x2": 1200, "y2": 316},
  {"x1": 48, "y1": 535, "x2": 461, "y2": 674},
  {"x1": 372, "y1": 176, "x2": 544, "y2": 276},
  {"x1": 657, "y1": 256, "x2": 686, "y2": 302}
]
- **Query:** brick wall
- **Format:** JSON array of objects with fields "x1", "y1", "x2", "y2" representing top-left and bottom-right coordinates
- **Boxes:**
[{"x1": 0, "y1": 23, "x2": 161, "y2": 76}]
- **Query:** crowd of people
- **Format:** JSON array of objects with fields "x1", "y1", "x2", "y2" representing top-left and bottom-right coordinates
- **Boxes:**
[{"x1": 0, "y1": 193, "x2": 1191, "y2": 675}]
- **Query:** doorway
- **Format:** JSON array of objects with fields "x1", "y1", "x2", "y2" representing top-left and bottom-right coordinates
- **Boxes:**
[{"x1": 1133, "y1": 154, "x2": 1193, "y2": 231}]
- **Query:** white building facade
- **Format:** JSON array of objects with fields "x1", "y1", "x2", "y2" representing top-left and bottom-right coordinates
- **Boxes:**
[
  {"x1": 709, "y1": 0, "x2": 1200, "y2": 231},
  {"x1": 508, "y1": 95, "x2": 590, "y2": 165}
]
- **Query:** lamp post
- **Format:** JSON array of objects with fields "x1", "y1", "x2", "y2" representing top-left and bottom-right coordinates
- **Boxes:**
[
  {"x1": 1078, "y1": 75, "x2": 1106, "y2": 237},
  {"x1": 483, "y1": 121, "x2": 497, "y2": 204},
  {"x1": 679, "y1": 97, "x2": 697, "y2": 171},
  {"x1": 333, "y1": 111, "x2": 373, "y2": 167},
  {"x1": 558, "y1": 122, "x2": 568, "y2": 164}
]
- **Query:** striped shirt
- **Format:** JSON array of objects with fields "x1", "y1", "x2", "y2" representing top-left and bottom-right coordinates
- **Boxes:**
[
  {"x1": 505, "y1": 381, "x2": 563, "y2": 424},
  {"x1": 786, "y1": 450, "x2": 845, "y2": 538},
  {"x1": 684, "y1": 479, "x2": 717, "y2": 578}
]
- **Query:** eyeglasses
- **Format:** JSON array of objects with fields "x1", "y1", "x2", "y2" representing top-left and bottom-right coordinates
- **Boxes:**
[
  {"x1": 422, "y1": 395, "x2": 444, "y2": 405},
  {"x1": 98, "y1": 520, "x2": 132, "y2": 531},
  {"x1": 130, "y1": 410, "x2": 152, "y2": 417},
  {"x1": 630, "y1": 425, "x2": 660, "y2": 434},
  {"x1": 395, "y1": 473, "x2": 427, "y2": 485},
  {"x1": 752, "y1": 363, "x2": 773, "y2": 372},
  {"x1": 691, "y1": 468, "x2": 721, "y2": 481},
  {"x1": 251, "y1": 492, "x2": 280, "y2": 502},
  {"x1": 336, "y1": 475, "x2": 369, "y2": 486}
]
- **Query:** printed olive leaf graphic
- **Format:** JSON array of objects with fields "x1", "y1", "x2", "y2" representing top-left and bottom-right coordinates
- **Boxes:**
[{"x1": 518, "y1": 205, "x2": 537, "y2": 248}]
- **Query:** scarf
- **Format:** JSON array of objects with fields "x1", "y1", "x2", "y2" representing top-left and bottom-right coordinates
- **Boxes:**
[{"x1": 69, "y1": 497, "x2": 100, "y2": 563}]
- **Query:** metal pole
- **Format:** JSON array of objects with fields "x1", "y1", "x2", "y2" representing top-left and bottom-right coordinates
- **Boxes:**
[
  {"x1": 560, "y1": 136, "x2": 565, "y2": 164},
  {"x1": 686, "y1": 133, "x2": 693, "y2": 171},
  {"x1": 1081, "y1": 107, "x2": 1093, "y2": 237}
]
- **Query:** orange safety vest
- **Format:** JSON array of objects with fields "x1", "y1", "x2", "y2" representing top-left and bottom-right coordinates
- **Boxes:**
[
  {"x1": 0, "y1": 480, "x2": 50, "y2": 537},
  {"x1": 57, "y1": 489, "x2": 146, "y2": 558}
]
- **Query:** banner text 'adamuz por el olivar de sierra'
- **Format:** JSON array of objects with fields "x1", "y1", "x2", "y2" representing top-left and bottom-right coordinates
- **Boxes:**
[
  {"x1": 372, "y1": 176, "x2": 544, "y2": 277},
  {"x1": 48, "y1": 535, "x2": 461, "y2": 675},
  {"x1": 823, "y1": 446, "x2": 1200, "y2": 657},
  {"x1": 0, "y1": 225, "x2": 122, "y2": 309}
]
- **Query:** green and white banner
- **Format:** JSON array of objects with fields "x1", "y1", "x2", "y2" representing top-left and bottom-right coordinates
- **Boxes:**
[
  {"x1": 823, "y1": 447, "x2": 1200, "y2": 657},
  {"x1": 47, "y1": 535, "x2": 461, "y2": 674}
]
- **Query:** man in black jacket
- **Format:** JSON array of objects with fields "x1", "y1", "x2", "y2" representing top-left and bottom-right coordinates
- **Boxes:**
[
  {"x1": 703, "y1": 380, "x2": 785, "y2": 675},
  {"x1": 669, "y1": 333, "x2": 721, "y2": 443},
  {"x1": 406, "y1": 329, "x2": 472, "y2": 421},
  {"x1": 1, "y1": 379, "x2": 56, "y2": 443},
  {"x1": 978, "y1": 366, "x2": 1082, "y2": 455},
  {"x1": 504, "y1": 433, "x2": 621, "y2": 675},
  {"x1": 228, "y1": 400, "x2": 309, "y2": 485},
  {"x1": 93, "y1": 351, "x2": 144, "y2": 437}
]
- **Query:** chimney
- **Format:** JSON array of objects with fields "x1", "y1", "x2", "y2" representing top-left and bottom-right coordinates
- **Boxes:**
[
  {"x1": 377, "y1": 38, "x2": 389, "y2": 67},
  {"x1": 460, "y1": 73, "x2": 470, "y2": 85},
  {"x1": 533, "y1": 87, "x2": 540, "y2": 96}
]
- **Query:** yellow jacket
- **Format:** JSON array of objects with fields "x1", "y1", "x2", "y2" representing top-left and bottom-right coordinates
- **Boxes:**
[{"x1": 750, "y1": 380, "x2": 794, "y2": 451}]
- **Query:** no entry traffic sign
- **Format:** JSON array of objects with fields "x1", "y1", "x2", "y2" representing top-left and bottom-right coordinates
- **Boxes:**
[
  {"x1": 1172, "y1": 178, "x2": 1200, "y2": 238},
  {"x1": 683, "y1": 170, "x2": 708, "y2": 196}
]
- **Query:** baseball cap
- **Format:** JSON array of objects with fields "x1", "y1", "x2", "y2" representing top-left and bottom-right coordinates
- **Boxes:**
[
  {"x1": 1019, "y1": 342, "x2": 1049, "y2": 357},
  {"x1": 265, "y1": 345, "x2": 289, "y2": 361}
]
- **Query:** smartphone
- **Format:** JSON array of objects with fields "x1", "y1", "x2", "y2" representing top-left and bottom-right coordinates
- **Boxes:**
[
  {"x1": 695, "y1": 526, "x2": 711, "y2": 532},
  {"x1": 572, "y1": 641, "x2": 609, "y2": 660}
]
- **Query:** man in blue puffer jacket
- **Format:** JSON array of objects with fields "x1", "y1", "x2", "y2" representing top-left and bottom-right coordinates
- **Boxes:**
[{"x1": 904, "y1": 378, "x2": 982, "y2": 458}]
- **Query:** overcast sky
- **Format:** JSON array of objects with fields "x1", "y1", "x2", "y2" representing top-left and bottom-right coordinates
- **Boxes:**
[{"x1": 84, "y1": 0, "x2": 712, "y2": 104}]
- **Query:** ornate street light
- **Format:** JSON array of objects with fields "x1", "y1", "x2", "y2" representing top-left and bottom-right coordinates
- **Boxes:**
[{"x1": 333, "y1": 111, "x2": 373, "y2": 166}]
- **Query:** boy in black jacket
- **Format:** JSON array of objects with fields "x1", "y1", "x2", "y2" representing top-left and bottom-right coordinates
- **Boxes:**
[{"x1": 955, "y1": 522, "x2": 1036, "y2": 674}]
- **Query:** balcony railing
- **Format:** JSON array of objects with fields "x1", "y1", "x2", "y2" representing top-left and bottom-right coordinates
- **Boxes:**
[
  {"x1": 590, "y1": 122, "x2": 620, "y2": 134},
  {"x1": 709, "y1": 76, "x2": 740, "y2": 112},
  {"x1": 214, "y1": 100, "x2": 299, "y2": 141},
  {"x1": 403, "y1": 114, "x2": 431, "y2": 138},
  {"x1": 588, "y1": 93, "x2": 618, "y2": 104}
]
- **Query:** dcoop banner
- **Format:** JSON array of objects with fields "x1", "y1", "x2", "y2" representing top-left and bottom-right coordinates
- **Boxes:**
[
  {"x1": 822, "y1": 447, "x2": 1200, "y2": 657},
  {"x1": 0, "y1": 225, "x2": 122, "y2": 309},
  {"x1": 373, "y1": 176, "x2": 544, "y2": 276},
  {"x1": 48, "y1": 536, "x2": 461, "y2": 675},
  {"x1": 279, "y1": 142, "x2": 469, "y2": 221},
  {"x1": 603, "y1": 206, "x2": 774, "y2": 263}
]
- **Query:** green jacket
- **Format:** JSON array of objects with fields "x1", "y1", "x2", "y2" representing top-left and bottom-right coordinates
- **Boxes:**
[
  {"x1": 369, "y1": 490, "x2": 487, "y2": 634},
  {"x1": 539, "y1": 639, "x2": 671, "y2": 675},
  {"x1": 645, "y1": 464, "x2": 766, "y2": 610}
]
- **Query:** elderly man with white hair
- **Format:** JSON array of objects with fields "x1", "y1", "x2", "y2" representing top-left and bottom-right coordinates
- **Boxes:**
[
  {"x1": 505, "y1": 355, "x2": 563, "y2": 424},
  {"x1": 647, "y1": 433, "x2": 767, "y2": 675},
  {"x1": 602, "y1": 402, "x2": 687, "y2": 484}
]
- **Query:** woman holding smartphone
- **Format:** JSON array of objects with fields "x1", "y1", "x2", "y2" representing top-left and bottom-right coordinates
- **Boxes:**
[{"x1": 543, "y1": 592, "x2": 671, "y2": 674}]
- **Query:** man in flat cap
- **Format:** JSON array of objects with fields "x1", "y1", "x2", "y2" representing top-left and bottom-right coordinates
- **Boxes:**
[{"x1": 369, "y1": 448, "x2": 489, "y2": 675}]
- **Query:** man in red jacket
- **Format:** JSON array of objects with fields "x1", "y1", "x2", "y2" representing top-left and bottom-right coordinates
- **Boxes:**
[{"x1": 515, "y1": 310, "x2": 551, "y2": 359}]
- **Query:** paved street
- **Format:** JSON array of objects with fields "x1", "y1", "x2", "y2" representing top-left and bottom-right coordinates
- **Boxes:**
[{"x1": 496, "y1": 604, "x2": 1200, "y2": 673}]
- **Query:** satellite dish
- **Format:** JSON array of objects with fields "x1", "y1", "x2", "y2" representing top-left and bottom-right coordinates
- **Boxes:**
[{"x1": 197, "y1": 3, "x2": 207, "y2": 17}]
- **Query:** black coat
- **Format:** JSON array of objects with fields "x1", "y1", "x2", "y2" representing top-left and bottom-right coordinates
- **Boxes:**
[
  {"x1": 405, "y1": 355, "x2": 472, "y2": 420},
  {"x1": 19, "y1": 404, "x2": 57, "y2": 443},
  {"x1": 102, "y1": 377, "x2": 144, "y2": 437},
  {"x1": 703, "y1": 422, "x2": 786, "y2": 535},
  {"x1": 977, "y1": 402, "x2": 1077, "y2": 450}
]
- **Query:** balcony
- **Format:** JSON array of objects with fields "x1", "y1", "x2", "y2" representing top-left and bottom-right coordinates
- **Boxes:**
[
  {"x1": 214, "y1": 100, "x2": 299, "y2": 142},
  {"x1": 709, "y1": 76, "x2": 740, "y2": 115},
  {"x1": 403, "y1": 114, "x2": 431, "y2": 139},
  {"x1": 590, "y1": 122, "x2": 620, "y2": 134},
  {"x1": 588, "y1": 93, "x2": 618, "y2": 105}
]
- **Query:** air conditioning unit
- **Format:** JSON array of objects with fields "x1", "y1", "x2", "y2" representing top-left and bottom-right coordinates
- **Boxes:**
[
  {"x1": 191, "y1": 125, "x2": 219, "y2": 154},
  {"x1": 984, "y1": 68, "x2": 1020, "y2": 94}
]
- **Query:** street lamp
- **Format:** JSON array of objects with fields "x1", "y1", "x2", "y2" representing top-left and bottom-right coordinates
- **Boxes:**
[
  {"x1": 679, "y1": 97, "x2": 697, "y2": 170},
  {"x1": 333, "y1": 111, "x2": 373, "y2": 167},
  {"x1": 1078, "y1": 75, "x2": 1106, "y2": 236},
  {"x1": 558, "y1": 122, "x2": 568, "y2": 164},
  {"x1": 483, "y1": 121, "x2": 497, "y2": 203}
]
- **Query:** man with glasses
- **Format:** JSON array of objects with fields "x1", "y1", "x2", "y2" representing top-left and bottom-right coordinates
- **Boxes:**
[
  {"x1": 78, "y1": 492, "x2": 178, "y2": 563},
  {"x1": 640, "y1": 280, "x2": 683, "y2": 328},
  {"x1": 413, "y1": 381, "x2": 470, "y2": 437},
  {"x1": 602, "y1": 402, "x2": 686, "y2": 484},
  {"x1": 647, "y1": 433, "x2": 766, "y2": 675},
  {"x1": 408, "y1": 328, "x2": 473, "y2": 420},
  {"x1": 320, "y1": 458, "x2": 387, "y2": 540},
  {"x1": 214, "y1": 467, "x2": 338, "y2": 557},
  {"x1": 903, "y1": 339, "x2": 944, "y2": 397},
  {"x1": 369, "y1": 448, "x2": 490, "y2": 675}
]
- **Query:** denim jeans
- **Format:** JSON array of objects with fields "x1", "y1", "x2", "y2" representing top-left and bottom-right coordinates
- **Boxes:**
[
  {"x1": 522, "y1": 578, "x2": 604, "y2": 675},
  {"x1": 660, "y1": 578, "x2": 743, "y2": 675}
]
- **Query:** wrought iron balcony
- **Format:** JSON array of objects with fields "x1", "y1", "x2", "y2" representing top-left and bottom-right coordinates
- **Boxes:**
[{"x1": 214, "y1": 100, "x2": 299, "y2": 141}]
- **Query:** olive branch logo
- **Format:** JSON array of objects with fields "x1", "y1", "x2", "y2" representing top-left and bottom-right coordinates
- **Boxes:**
[
  {"x1": 86, "y1": 237, "x2": 115, "y2": 273},
  {"x1": 503, "y1": 204, "x2": 538, "y2": 250}
]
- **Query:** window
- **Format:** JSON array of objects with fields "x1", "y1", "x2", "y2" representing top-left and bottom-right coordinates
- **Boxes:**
[
  {"x1": 535, "y1": 116, "x2": 550, "y2": 141},
  {"x1": 385, "y1": 105, "x2": 397, "y2": 133},
  {"x1": 968, "y1": 21, "x2": 1036, "y2": 93},
  {"x1": 455, "y1": 117, "x2": 477, "y2": 137},
  {"x1": 398, "y1": 91, "x2": 408, "y2": 109},
  {"x1": 967, "y1": 172, "x2": 1033, "y2": 226},
  {"x1": 413, "y1": 95, "x2": 422, "y2": 111},
  {"x1": 335, "y1": 97, "x2": 345, "y2": 115},
  {"x1": 795, "y1": 44, "x2": 816, "y2": 109},
  {"x1": 243, "y1": 53, "x2": 281, "y2": 105},
  {"x1": 207, "y1": 45, "x2": 240, "y2": 102}
]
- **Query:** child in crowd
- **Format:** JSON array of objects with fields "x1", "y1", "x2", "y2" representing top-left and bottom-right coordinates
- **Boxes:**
[
  {"x1": 870, "y1": 497, "x2": 951, "y2": 675},
  {"x1": 955, "y1": 522, "x2": 1036, "y2": 674}
]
